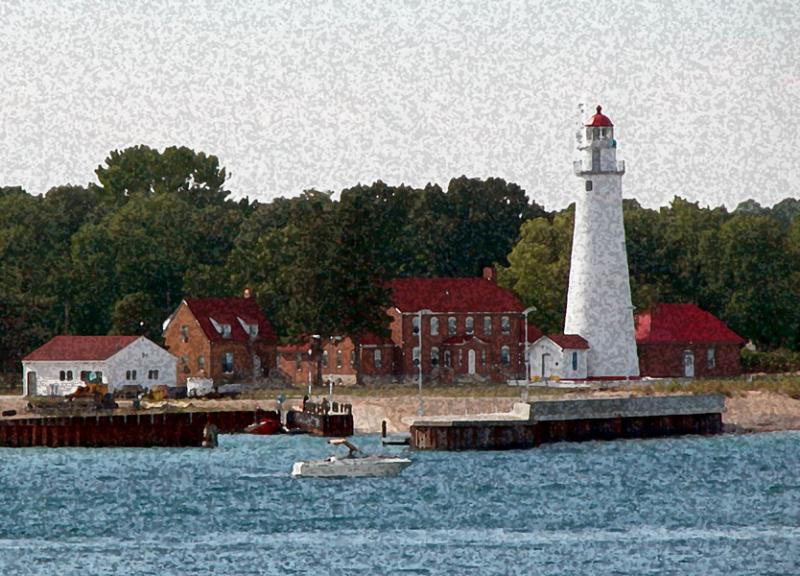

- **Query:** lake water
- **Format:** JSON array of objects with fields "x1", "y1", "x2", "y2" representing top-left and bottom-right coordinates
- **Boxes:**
[{"x1": 0, "y1": 431, "x2": 798, "y2": 575}]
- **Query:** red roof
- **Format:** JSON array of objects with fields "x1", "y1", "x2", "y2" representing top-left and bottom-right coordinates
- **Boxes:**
[
  {"x1": 520, "y1": 322, "x2": 543, "y2": 343},
  {"x1": 184, "y1": 298, "x2": 277, "y2": 343},
  {"x1": 359, "y1": 333, "x2": 395, "y2": 347},
  {"x1": 635, "y1": 303, "x2": 746, "y2": 345},
  {"x1": 387, "y1": 278, "x2": 523, "y2": 314},
  {"x1": 586, "y1": 105, "x2": 613, "y2": 127},
  {"x1": 24, "y1": 335, "x2": 140, "y2": 362},
  {"x1": 546, "y1": 334, "x2": 590, "y2": 350}
]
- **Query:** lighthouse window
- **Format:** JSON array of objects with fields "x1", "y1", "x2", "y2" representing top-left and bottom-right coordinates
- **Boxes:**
[{"x1": 585, "y1": 180, "x2": 593, "y2": 191}]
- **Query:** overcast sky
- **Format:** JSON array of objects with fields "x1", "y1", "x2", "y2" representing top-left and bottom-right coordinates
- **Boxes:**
[{"x1": 1, "y1": 0, "x2": 798, "y2": 210}]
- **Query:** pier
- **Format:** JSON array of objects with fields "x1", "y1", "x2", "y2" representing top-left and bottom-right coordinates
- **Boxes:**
[
  {"x1": 410, "y1": 394, "x2": 725, "y2": 450},
  {"x1": 0, "y1": 409, "x2": 277, "y2": 448}
]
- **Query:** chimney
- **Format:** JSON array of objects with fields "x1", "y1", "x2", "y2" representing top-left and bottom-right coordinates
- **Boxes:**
[
  {"x1": 243, "y1": 288, "x2": 252, "y2": 299},
  {"x1": 482, "y1": 266, "x2": 496, "y2": 283}
]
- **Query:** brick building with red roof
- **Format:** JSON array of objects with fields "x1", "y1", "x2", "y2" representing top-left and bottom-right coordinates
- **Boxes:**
[
  {"x1": 386, "y1": 267, "x2": 530, "y2": 382},
  {"x1": 277, "y1": 333, "x2": 396, "y2": 386},
  {"x1": 163, "y1": 294, "x2": 278, "y2": 385},
  {"x1": 635, "y1": 303, "x2": 746, "y2": 378}
]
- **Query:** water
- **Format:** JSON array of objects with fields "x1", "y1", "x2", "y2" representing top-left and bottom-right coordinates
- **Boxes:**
[{"x1": 1, "y1": 432, "x2": 799, "y2": 575}]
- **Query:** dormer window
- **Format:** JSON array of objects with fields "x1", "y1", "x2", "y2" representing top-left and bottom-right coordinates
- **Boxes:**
[
  {"x1": 248, "y1": 324, "x2": 258, "y2": 337},
  {"x1": 221, "y1": 324, "x2": 231, "y2": 338}
]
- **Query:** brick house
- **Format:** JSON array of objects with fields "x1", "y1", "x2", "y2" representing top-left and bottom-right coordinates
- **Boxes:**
[
  {"x1": 386, "y1": 268, "x2": 529, "y2": 382},
  {"x1": 277, "y1": 333, "x2": 396, "y2": 386},
  {"x1": 163, "y1": 297, "x2": 277, "y2": 385},
  {"x1": 635, "y1": 303, "x2": 746, "y2": 378}
]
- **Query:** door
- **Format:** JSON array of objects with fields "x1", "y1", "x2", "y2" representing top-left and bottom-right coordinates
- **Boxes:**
[
  {"x1": 683, "y1": 350, "x2": 695, "y2": 378},
  {"x1": 467, "y1": 350, "x2": 476, "y2": 375},
  {"x1": 26, "y1": 371, "x2": 37, "y2": 396},
  {"x1": 541, "y1": 353, "x2": 551, "y2": 379}
]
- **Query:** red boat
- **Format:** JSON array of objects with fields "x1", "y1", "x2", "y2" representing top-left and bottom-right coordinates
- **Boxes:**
[{"x1": 244, "y1": 414, "x2": 282, "y2": 435}]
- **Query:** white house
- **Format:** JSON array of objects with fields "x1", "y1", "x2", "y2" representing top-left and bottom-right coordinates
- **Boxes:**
[
  {"x1": 528, "y1": 334, "x2": 590, "y2": 380},
  {"x1": 22, "y1": 335, "x2": 177, "y2": 396}
]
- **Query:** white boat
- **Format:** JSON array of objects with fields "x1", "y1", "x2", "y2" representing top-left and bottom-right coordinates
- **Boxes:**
[{"x1": 291, "y1": 438, "x2": 412, "y2": 478}]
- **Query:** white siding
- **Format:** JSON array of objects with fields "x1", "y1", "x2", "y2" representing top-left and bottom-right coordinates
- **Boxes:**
[{"x1": 23, "y1": 336, "x2": 177, "y2": 396}]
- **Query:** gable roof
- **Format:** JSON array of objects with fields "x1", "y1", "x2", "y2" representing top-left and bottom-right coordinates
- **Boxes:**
[
  {"x1": 635, "y1": 303, "x2": 746, "y2": 345},
  {"x1": 24, "y1": 335, "x2": 140, "y2": 362},
  {"x1": 184, "y1": 298, "x2": 277, "y2": 344},
  {"x1": 387, "y1": 277, "x2": 523, "y2": 314},
  {"x1": 520, "y1": 322, "x2": 543, "y2": 344},
  {"x1": 545, "y1": 334, "x2": 590, "y2": 350}
]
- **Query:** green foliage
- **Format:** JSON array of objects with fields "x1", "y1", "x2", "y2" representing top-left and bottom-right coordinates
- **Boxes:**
[
  {"x1": 741, "y1": 348, "x2": 800, "y2": 374},
  {"x1": 497, "y1": 209, "x2": 573, "y2": 333}
]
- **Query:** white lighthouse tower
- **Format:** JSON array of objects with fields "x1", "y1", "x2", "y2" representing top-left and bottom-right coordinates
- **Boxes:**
[{"x1": 564, "y1": 105, "x2": 639, "y2": 378}]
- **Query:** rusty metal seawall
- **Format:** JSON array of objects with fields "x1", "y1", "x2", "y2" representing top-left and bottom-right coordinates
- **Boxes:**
[{"x1": 0, "y1": 409, "x2": 271, "y2": 448}]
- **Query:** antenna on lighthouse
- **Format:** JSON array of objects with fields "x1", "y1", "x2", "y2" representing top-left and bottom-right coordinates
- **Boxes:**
[{"x1": 575, "y1": 101, "x2": 586, "y2": 147}]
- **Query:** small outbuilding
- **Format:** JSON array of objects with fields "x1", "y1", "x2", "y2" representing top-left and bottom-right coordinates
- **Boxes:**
[
  {"x1": 635, "y1": 303, "x2": 746, "y2": 378},
  {"x1": 528, "y1": 334, "x2": 590, "y2": 380},
  {"x1": 22, "y1": 335, "x2": 178, "y2": 396}
]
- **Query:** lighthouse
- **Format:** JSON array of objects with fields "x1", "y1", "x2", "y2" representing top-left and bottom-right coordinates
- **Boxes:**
[{"x1": 564, "y1": 105, "x2": 639, "y2": 378}]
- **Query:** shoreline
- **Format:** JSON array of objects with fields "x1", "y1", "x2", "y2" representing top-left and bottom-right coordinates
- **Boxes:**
[{"x1": 3, "y1": 389, "x2": 800, "y2": 436}]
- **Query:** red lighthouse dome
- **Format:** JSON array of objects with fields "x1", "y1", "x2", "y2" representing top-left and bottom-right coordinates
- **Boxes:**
[{"x1": 585, "y1": 105, "x2": 614, "y2": 127}]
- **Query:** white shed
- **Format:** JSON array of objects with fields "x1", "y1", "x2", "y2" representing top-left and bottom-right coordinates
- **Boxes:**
[
  {"x1": 22, "y1": 335, "x2": 177, "y2": 396},
  {"x1": 528, "y1": 334, "x2": 590, "y2": 381}
]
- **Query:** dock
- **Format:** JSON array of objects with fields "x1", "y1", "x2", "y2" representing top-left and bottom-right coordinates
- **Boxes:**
[
  {"x1": 409, "y1": 394, "x2": 725, "y2": 450},
  {"x1": 0, "y1": 409, "x2": 277, "y2": 448},
  {"x1": 285, "y1": 400, "x2": 354, "y2": 437}
]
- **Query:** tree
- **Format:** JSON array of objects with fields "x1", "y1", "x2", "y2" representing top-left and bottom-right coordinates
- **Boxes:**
[
  {"x1": 95, "y1": 145, "x2": 230, "y2": 207},
  {"x1": 498, "y1": 209, "x2": 574, "y2": 333}
]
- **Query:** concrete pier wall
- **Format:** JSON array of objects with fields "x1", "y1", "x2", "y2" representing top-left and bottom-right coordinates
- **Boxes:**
[{"x1": 410, "y1": 394, "x2": 725, "y2": 450}]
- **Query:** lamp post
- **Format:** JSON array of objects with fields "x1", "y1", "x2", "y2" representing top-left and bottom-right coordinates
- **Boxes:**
[
  {"x1": 523, "y1": 306, "x2": 537, "y2": 384},
  {"x1": 416, "y1": 308, "x2": 432, "y2": 417}
]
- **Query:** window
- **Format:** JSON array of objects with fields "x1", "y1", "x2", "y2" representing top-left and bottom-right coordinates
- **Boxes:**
[
  {"x1": 374, "y1": 349, "x2": 382, "y2": 369},
  {"x1": 572, "y1": 352, "x2": 578, "y2": 371},
  {"x1": 481, "y1": 349, "x2": 486, "y2": 367},
  {"x1": 412, "y1": 346, "x2": 420, "y2": 367},
  {"x1": 125, "y1": 370, "x2": 137, "y2": 380},
  {"x1": 59, "y1": 370, "x2": 66, "y2": 381},
  {"x1": 350, "y1": 350, "x2": 356, "y2": 368},
  {"x1": 412, "y1": 316, "x2": 420, "y2": 335},
  {"x1": 198, "y1": 355, "x2": 205, "y2": 370},
  {"x1": 585, "y1": 180, "x2": 593, "y2": 192},
  {"x1": 322, "y1": 350, "x2": 329, "y2": 368},
  {"x1": 221, "y1": 324, "x2": 231, "y2": 338},
  {"x1": 707, "y1": 347, "x2": 716, "y2": 369},
  {"x1": 448, "y1": 316, "x2": 457, "y2": 336},
  {"x1": 222, "y1": 352, "x2": 234, "y2": 373},
  {"x1": 248, "y1": 324, "x2": 259, "y2": 337},
  {"x1": 295, "y1": 353, "x2": 302, "y2": 372},
  {"x1": 148, "y1": 369, "x2": 159, "y2": 380},
  {"x1": 180, "y1": 325, "x2": 189, "y2": 342},
  {"x1": 465, "y1": 316, "x2": 474, "y2": 335},
  {"x1": 336, "y1": 350, "x2": 343, "y2": 369},
  {"x1": 430, "y1": 317, "x2": 439, "y2": 336},
  {"x1": 431, "y1": 347, "x2": 439, "y2": 367},
  {"x1": 483, "y1": 316, "x2": 492, "y2": 335},
  {"x1": 444, "y1": 350, "x2": 452, "y2": 368},
  {"x1": 501, "y1": 316, "x2": 510, "y2": 335},
  {"x1": 80, "y1": 370, "x2": 102, "y2": 383},
  {"x1": 66, "y1": 370, "x2": 73, "y2": 381},
  {"x1": 500, "y1": 346, "x2": 510, "y2": 365}
]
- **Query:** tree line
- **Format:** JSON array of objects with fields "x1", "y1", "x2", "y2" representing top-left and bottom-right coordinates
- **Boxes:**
[{"x1": 1, "y1": 144, "x2": 798, "y2": 374}]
